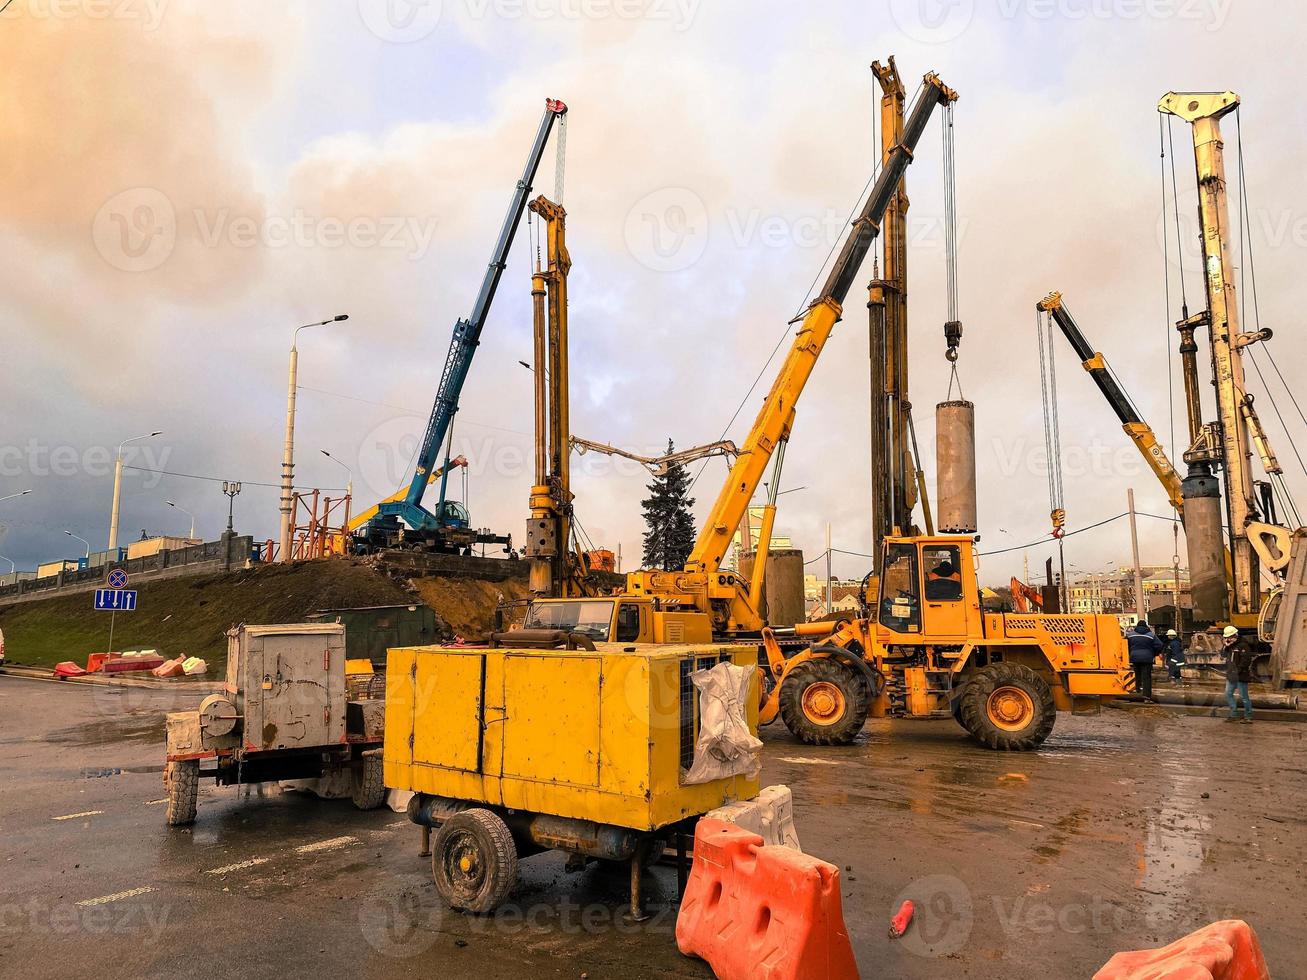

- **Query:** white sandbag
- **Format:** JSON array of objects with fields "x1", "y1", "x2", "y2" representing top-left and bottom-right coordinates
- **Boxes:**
[{"x1": 682, "y1": 661, "x2": 763, "y2": 785}]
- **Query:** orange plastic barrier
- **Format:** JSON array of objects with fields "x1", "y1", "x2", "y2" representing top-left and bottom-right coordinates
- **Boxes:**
[
  {"x1": 86, "y1": 653, "x2": 112, "y2": 673},
  {"x1": 676, "y1": 818, "x2": 859, "y2": 980},
  {"x1": 54, "y1": 661, "x2": 88, "y2": 677},
  {"x1": 1094, "y1": 920, "x2": 1270, "y2": 980}
]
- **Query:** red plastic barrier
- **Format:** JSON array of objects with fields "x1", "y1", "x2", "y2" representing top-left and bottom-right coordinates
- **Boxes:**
[
  {"x1": 676, "y1": 818, "x2": 859, "y2": 980},
  {"x1": 54, "y1": 661, "x2": 88, "y2": 677},
  {"x1": 1094, "y1": 920, "x2": 1270, "y2": 980}
]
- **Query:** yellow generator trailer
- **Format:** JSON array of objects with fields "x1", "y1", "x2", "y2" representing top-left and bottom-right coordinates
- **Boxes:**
[
  {"x1": 384, "y1": 635, "x2": 760, "y2": 916},
  {"x1": 761, "y1": 535, "x2": 1134, "y2": 750}
]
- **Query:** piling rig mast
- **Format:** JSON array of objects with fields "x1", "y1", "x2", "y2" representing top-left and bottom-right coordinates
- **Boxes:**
[
  {"x1": 868, "y1": 57, "x2": 934, "y2": 565},
  {"x1": 1159, "y1": 91, "x2": 1292, "y2": 625}
]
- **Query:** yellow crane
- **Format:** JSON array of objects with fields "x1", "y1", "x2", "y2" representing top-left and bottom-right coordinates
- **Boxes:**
[{"x1": 516, "y1": 71, "x2": 958, "y2": 645}]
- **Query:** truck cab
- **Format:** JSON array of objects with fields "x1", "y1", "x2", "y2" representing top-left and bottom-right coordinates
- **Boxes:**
[{"x1": 518, "y1": 596, "x2": 712, "y2": 645}]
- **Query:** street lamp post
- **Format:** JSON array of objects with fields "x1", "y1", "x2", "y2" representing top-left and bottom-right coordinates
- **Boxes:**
[
  {"x1": 166, "y1": 500, "x2": 197, "y2": 539},
  {"x1": 222, "y1": 481, "x2": 242, "y2": 570},
  {"x1": 279, "y1": 315, "x2": 349, "y2": 563},
  {"x1": 0, "y1": 490, "x2": 32, "y2": 504},
  {"x1": 64, "y1": 529, "x2": 90, "y2": 561},
  {"x1": 109, "y1": 432, "x2": 162, "y2": 551},
  {"x1": 319, "y1": 450, "x2": 354, "y2": 501},
  {"x1": 0, "y1": 554, "x2": 15, "y2": 575}
]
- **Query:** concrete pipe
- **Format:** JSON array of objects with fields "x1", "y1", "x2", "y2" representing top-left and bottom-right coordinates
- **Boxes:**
[
  {"x1": 936, "y1": 400, "x2": 978, "y2": 534},
  {"x1": 1182, "y1": 468, "x2": 1227, "y2": 624}
]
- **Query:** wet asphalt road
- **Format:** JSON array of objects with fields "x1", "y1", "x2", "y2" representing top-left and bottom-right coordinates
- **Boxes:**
[{"x1": 1, "y1": 672, "x2": 1304, "y2": 979}]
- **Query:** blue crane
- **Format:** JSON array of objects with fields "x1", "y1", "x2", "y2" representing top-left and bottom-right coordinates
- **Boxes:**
[{"x1": 362, "y1": 98, "x2": 568, "y2": 551}]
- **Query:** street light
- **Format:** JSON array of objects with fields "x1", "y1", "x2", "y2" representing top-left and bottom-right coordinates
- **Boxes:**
[
  {"x1": 280, "y1": 315, "x2": 349, "y2": 563},
  {"x1": 319, "y1": 450, "x2": 354, "y2": 501},
  {"x1": 0, "y1": 490, "x2": 32, "y2": 503},
  {"x1": 64, "y1": 529, "x2": 90, "y2": 560},
  {"x1": 166, "y1": 500, "x2": 197, "y2": 539},
  {"x1": 0, "y1": 554, "x2": 15, "y2": 575},
  {"x1": 109, "y1": 431, "x2": 162, "y2": 551}
]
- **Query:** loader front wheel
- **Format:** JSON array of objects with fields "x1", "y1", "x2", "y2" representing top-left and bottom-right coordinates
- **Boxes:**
[
  {"x1": 432, "y1": 809, "x2": 518, "y2": 914},
  {"x1": 164, "y1": 760, "x2": 199, "y2": 826},
  {"x1": 958, "y1": 662, "x2": 1056, "y2": 751},
  {"x1": 778, "y1": 658, "x2": 869, "y2": 745}
]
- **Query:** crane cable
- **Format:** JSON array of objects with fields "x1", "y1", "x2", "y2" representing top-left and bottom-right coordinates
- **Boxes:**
[
  {"x1": 1232, "y1": 106, "x2": 1305, "y2": 524},
  {"x1": 942, "y1": 100, "x2": 964, "y2": 399}
]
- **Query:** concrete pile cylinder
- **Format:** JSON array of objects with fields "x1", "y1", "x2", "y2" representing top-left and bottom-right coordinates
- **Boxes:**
[
  {"x1": 739, "y1": 548, "x2": 806, "y2": 627},
  {"x1": 936, "y1": 400, "x2": 978, "y2": 534},
  {"x1": 1181, "y1": 468, "x2": 1228, "y2": 624}
]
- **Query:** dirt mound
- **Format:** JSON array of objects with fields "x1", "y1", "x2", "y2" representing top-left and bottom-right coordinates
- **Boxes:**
[
  {"x1": 0, "y1": 558, "x2": 415, "y2": 671},
  {"x1": 410, "y1": 575, "x2": 532, "y2": 640}
]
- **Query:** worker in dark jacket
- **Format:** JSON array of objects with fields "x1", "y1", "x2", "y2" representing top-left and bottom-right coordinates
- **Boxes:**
[
  {"x1": 1222, "y1": 625, "x2": 1256, "y2": 724},
  {"x1": 1127, "y1": 621, "x2": 1162, "y2": 702},
  {"x1": 1164, "y1": 629, "x2": 1186, "y2": 684}
]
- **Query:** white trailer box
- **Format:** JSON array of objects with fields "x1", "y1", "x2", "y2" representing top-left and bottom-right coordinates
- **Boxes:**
[{"x1": 226, "y1": 623, "x2": 347, "y2": 751}]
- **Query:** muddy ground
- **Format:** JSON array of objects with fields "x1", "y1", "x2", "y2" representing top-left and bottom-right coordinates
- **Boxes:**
[{"x1": 1, "y1": 673, "x2": 1302, "y2": 979}]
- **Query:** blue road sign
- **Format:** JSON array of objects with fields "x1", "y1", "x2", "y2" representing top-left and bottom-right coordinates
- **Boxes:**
[
  {"x1": 94, "y1": 589, "x2": 137, "y2": 611},
  {"x1": 106, "y1": 568, "x2": 129, "y2": 589}
]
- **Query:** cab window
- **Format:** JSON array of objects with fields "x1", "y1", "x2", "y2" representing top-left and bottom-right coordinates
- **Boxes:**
[
  {"x1": 923, "y1": 545, "x2": 963, "y2": 601},
  {"x1": 615, "y1": 603, "x2": 641, "y2": 643},
  {"x1": 879, "y1": 543, "x2": 921, "y2": 632}
]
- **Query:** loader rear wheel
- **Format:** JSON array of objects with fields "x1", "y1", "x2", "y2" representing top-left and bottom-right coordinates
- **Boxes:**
[
  {"x1": 778, "y1": 658, "x2": 869, "y2": 745},
  {"x1": 958, "y1": 662, "x2": 1056, "y2": 751},
  {"x1": 432, "y1": 809, "x2": 518, "y2": 914},
  {"x1": 164, "y1": 760, "x2": 199, "y2": 826}
]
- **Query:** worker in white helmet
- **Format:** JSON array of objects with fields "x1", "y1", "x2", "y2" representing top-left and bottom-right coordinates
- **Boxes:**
[{"x1": 1221, "y1": 625, "x2": 1255, "y2": 724}]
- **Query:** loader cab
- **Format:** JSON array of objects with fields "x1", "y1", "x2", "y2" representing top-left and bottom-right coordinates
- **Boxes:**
[{"x1": 877, "y1": 536, "x2": 980, "y2": 641}]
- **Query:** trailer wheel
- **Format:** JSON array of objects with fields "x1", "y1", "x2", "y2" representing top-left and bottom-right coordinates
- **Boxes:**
[
  {"x1": 351, "y1": 749, "x2": 387, "y2": 811},
  {"x1": 431, "y1": 809, "x2": 518, "y2": 913},
  {"x1": 778, "y1": 658, "x2": 870, "y2": 745},
  {"x1": 164, "y1": 760, "x2": 199, "y2": 826},
  {"x1": 958, "y1": 662, "x2": 1056, "y2": 751}
]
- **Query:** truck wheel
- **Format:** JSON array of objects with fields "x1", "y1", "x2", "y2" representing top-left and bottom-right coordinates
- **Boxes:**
[
  {"x1": 431, "y1": 809, "x2": 518, "y2": 913},
  {"x1": 778, "y1": 658, "x2": 870, "y2": 745},
  {"x1": 351, "y1": 749, "x2": 386, "y2": 811},
  {"x1": 165, "y1": 760, "x2": 199, "y2": 826},
  {"x1": 958, "y1": 662, "x2": 1056, "y2": 751}
]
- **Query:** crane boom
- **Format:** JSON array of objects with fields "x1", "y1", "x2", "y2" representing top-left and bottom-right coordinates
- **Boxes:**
[
  {"x1": 686, "y1": 73, "x2": 958, "y2": 577},
  {"x1": 622, "y1": 72, "x2": 957, "y2": 636},
  {"x1": 371, "y1": 99, "x2": 568, "y2": 540},
  {"x1": 1036, "y1": 292, "x2": 1185, "y2": 513}
]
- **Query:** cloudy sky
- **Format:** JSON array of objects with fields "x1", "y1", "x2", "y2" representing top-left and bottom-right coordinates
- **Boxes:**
[{"x1": 2, "y1": 0, "x2": 1304, "y2": 589}]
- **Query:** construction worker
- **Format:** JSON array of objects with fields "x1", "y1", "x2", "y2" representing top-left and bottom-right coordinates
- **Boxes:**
[
  {"x1": 1164, "y1": 629, "x2": 1186, "y2": 684},
  {"x1": 1221, "y1": 625, "x2": 1255, "y2": 724},
  {"x1": 925, "y1": 560, "x2": 963, "y2": 601},
  {"x1": 1127, "y1": 621, "x2": 1162, "y2": 702}
]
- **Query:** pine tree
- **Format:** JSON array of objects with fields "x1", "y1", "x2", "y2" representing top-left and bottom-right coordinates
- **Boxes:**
[{"x1": 641, "y1": 439, "x2": 696, "y2": 571}]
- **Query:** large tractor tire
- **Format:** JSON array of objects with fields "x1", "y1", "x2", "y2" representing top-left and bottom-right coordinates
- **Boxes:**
[
  {"x1": 351, "y1": 749, "x2": 387, "y2": 811},
  {"x1": 164, "y1": 759, "x2": 199, "y2": 826},
  {"x1": 958, "y1": 662, "x2": 1056, "y2": 751},
  {"x1": 431, "y1": 809, "x2": 518, "y2": 914},
  {"x1": 778, "y1": 657, "x2": 870, "y2": 745}
]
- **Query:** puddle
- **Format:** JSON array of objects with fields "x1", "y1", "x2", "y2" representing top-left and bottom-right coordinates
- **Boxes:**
[{"x1": 45, "y1": 715, "x2": 167, "y2": 747}]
